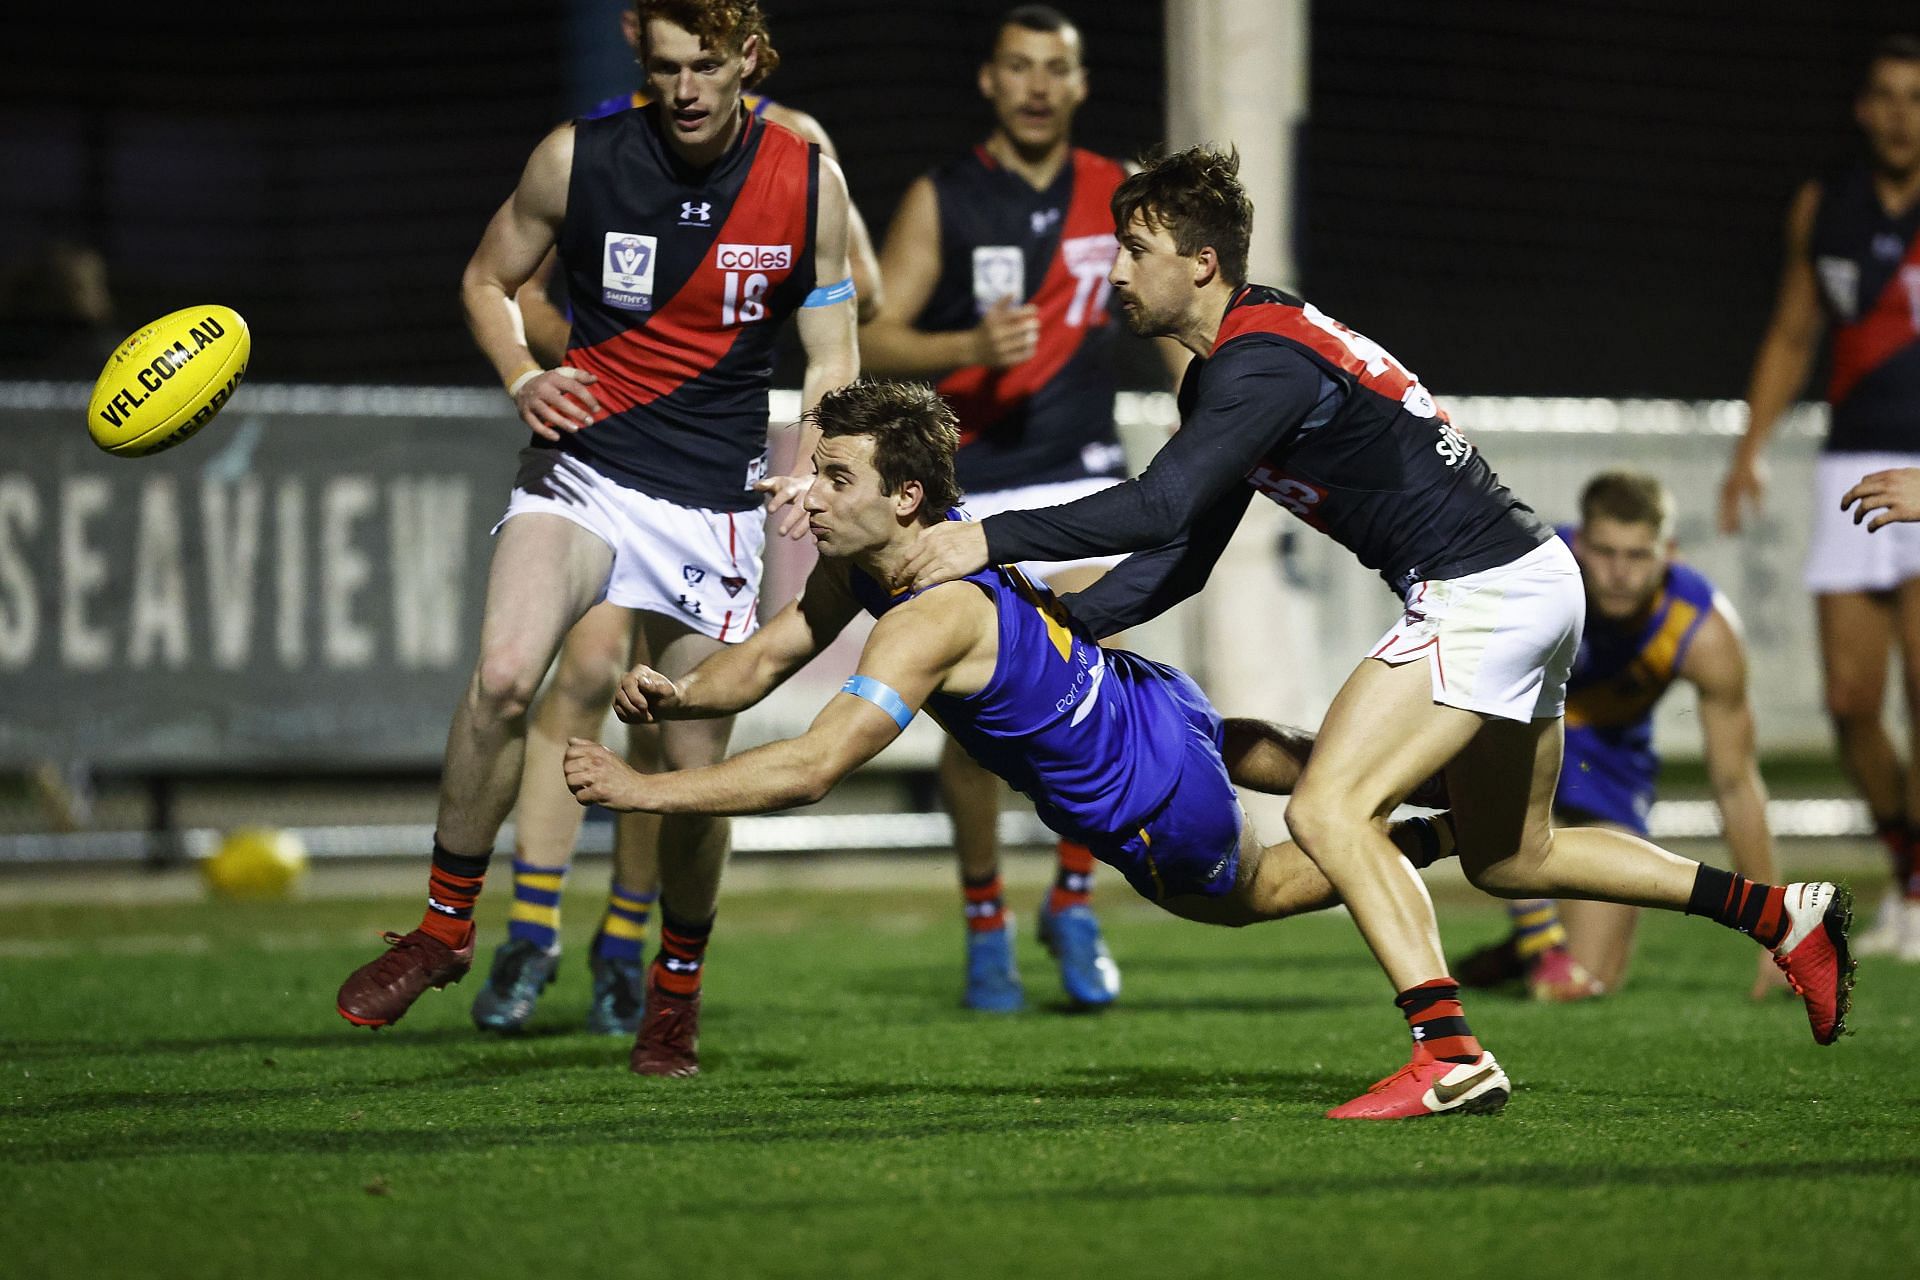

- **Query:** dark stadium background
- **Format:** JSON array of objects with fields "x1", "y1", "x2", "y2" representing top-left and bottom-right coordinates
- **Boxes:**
[{"x1": 1, "y1": 0, "x2": 1916, "y2": 395}]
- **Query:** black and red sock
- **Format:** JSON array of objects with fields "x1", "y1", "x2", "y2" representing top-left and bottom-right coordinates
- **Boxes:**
[
  {"x1": 420, "y1": 840, "x2": 489, "y2": 947},
  {"x1": 1874, "y1": 817, "x2": 1912, "y2": 893},
  {"x1": 651, "y1": 907, "x2": 714, "y2": 1001},
  {"x1": 1047, "y1": 842, "x2": 1095, "y2": 914},
  {"x1": 1395, "y1": 978, "x2": 1483, "y2": 1064},
  {"x1": 1685, "y1": 864, "x2": 1789, "y2": 948},
  {"x1": 962, "y1": 873, "x2": 1006, "y2": 933}
]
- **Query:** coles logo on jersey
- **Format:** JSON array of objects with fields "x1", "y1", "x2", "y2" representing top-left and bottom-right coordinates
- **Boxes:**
[
  {"x1": 715, "y1": 243, "x2": 792, "y2": 272},
  {"x1": 602, "y1": 232, "x2": 658, "y2": 311}
]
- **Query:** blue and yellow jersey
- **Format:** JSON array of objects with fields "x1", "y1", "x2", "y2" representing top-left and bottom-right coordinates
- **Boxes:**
[
  {"x1": 586, "y1": 90, "x2": 771, "y2": 120},
  {"x1": 1558, "y1": 526, "x2": 1718, "y2": 833},
  {"x1": 845, "y1": 520, "x2": 1203, "y2": 842}
]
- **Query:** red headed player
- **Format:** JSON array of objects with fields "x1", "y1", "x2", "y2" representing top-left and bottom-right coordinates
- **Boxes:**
[{"x1": 335, "y1": 0, "x2": 860, "y2": 1079}]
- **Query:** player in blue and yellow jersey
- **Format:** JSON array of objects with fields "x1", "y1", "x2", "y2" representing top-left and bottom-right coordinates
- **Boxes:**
[
  {"x1": 335, "y1": 1, "x2": 860, "y2": 1078},
  {"x1": 903, "y1": 146, "x2": 1854, "y2": 1119},
  {"x1": 860, "y1": 5, "x2": 1182, "y2": 1014},
  {"x1": 469, "y1": 2, "x2": 886, "y2": 1044},
  {"x1": 561, "y1": 379, "x2": 1461, "y2": 1072},
  {"x1": 1456, "y1": 472, "x2": 1787, "y2": 1003},
  {"x1": 1722, "y1": 35, "x2": 1920, "y2": 960}
]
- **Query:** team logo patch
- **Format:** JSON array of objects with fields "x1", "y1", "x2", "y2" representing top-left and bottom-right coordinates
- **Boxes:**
[
  {"x1": 601, "y1": 232, "x2": 658, "y2": 311},
  {"x1": 971, "y1": 245, "x2": 1024, "y2": 313},
  {"x1": 715, "y1": 243, "x2": 792, "y2": 272},
  {"x1": 683, "y1": 565, "x2": 706, "y2": 584},
  {"x1": 720, "y1": 575, "x2": 747, "y2": 598},
  {"x1": 680, "y1": 201, "x2": 713, "y2": 226}
]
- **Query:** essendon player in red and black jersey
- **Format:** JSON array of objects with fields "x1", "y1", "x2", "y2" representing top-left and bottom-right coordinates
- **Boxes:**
[
  {"x1": 1723, "y1": 36, "x2": 1920, "y2": 958},
  {"x1": 862, "y1": 5, "x2": 1155, "y2": 1014},
  {"x1": 336, "y1": 1, "x2": 859, "y2": 1077},
  {"x1": 907, "y1": 146, "x2": 1855, "y2": 1120}
]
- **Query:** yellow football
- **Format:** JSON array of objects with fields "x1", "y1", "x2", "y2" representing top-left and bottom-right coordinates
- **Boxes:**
[
  {"x1": 87, "y1": 303, "x2": 250, "y2": 457},
  {"x1": 202, "y1": 827, "x2": 309, "y2": 900}
]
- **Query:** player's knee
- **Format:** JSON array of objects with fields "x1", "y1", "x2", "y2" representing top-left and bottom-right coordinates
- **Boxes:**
[
  {"x1": 659, "y1": 721, "x2": 729, "y2": 772},
  {"x1": 1824, "y1": 677, "x2": 1883, "y2": 726},
  {"x1": 1280, "y1": 786, "x2": 1357, "y2": 859},
  {"x1": 471, "y1": 649, "x2": 545, "y2": 722},
  {"x1": 1463, "y1": 840, "x2": 1551, "y2": 897}
]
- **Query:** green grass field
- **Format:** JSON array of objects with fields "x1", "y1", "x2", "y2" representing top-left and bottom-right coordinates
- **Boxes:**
[{"x1": 3, "y1": 868, "x2": 1916, "y2": 1280}]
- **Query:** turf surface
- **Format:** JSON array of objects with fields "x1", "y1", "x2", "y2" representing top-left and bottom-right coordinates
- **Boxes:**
[{"x1": 2, "y1": 868, "x2": 1915, "y2": 1279}]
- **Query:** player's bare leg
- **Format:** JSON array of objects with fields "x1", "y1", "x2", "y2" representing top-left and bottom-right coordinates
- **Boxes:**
[
  {"x1": 473, "y1": 601, "x2": 634, "y2": 1033},
  {"x1": 1885, "y1": 579, "x2": 1920, "y2": 956},
  {"x1": 628, "y1": 612, "x2": 736, "y2": 1077},
  {"x1": 338, "y1": 514, "x2": 613, "y2": 1028},
  {"x1": 1558, "y1": 897, "x2": 1641, "y2": 993},
  {"x1": 1820, "y1": 591, "x2": 1915, "y2": 955}
]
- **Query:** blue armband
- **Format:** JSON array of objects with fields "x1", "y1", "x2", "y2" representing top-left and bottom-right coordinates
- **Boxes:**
[
  {"x1": 840, "y1": 674, "x2": 914, "y2": 729},
  {"x1": 803, "y1": 277, "x2": 857, "y2": 308}
]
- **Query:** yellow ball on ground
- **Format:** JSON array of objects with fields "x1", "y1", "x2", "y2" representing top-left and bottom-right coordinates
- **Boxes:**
[{"x1": 202, "y1": 827, "x2": 309, "y2": 900}]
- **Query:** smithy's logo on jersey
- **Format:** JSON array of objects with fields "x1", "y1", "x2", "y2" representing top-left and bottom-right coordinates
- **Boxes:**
[
  {"x1": 680, "y1": 201, "x2": 713, "y2": 226},
  {"x1": 715, "y1": 243, "x2": 793, "y2": 272},
  {"x1": 602, "y1": 232, "x2": 658, "y2": 311},
  {"x1": 972, "y1": 246, "x2": 1024, "y2": 313}
]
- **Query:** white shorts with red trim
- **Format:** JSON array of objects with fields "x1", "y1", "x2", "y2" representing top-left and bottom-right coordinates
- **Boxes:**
[
  {"x1": 1805, "y1": 451, "x2": 1920, "y2": 594},
  {"x1": 958, "y1": 475, "x2": 1125, "y2": 583},
  {"x1": 495, "y1": 447, "x2": 765, "y2": 643},
  {"x1": 1367, "y1": 536, "x2": 1583, "y2": 722}
]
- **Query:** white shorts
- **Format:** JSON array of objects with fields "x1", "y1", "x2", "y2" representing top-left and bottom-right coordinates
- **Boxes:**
[
  {"x1": 1367, "y1": 537, "x2": 1584, "y2": 722},
  {"x1": 1805, "y1": 452, "x2": 1920, "y2": 594},
  {"x1": 495, "y1": 447, "x2": 766, "y2": 643},
  {"x1": 958, "y1": 475, "x2": 1124, "y2": 583}
]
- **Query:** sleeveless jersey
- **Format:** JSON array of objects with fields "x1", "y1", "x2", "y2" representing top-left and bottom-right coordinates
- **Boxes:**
[
  {"x1": 1559, "y1": 527, "x2": 1718, "y2": 832},
  {"x1": 1208, "y1": 285, "x2": 1551, "y2": 595},
  {"x1": 1809, "y1": 165, "x2": 1920, "y2": 454},
  {"x1": 846, "y1": 543, "x2": 1195, "y2": 840},
  {"x1": 587, "y1": 90, "x2": 771, "y2": 121},
  {"x1": 556, "y1": 105, "x2": 819, "y2": 510},
  {"x1": 918, "y1": 147, "x2": 1129, "y2": 493}
]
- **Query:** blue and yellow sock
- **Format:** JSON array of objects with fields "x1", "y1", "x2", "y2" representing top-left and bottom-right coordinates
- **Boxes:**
[
  {"x1": 506, "y1": 859, "x2": 566, "y2": 951},
  {"x1": 1508, "y1": 898, "x2": 1566, "y2": 962},
  {"x1": 593, "y1": 885, "x2": 656, "y2": 963}
]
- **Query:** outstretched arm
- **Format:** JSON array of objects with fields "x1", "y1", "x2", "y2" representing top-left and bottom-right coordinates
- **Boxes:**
[
  {"x1": 1061, "y1": 486, "x2": 1255, "y2": 636},
  {"x1": 1681, "y1": 600, "x2": 1785, "y2": 998},
  {"x1": 567, "y1": 585, "x2": 983, "y2": 814},
  {"x1": 901, "y1": 344, "x2": 1338, "y2": 587}
]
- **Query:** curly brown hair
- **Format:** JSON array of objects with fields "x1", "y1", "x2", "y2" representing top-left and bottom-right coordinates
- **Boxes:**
[
  {"x1": 634, "y1": 1, "x2": 781, "y2": 89},
  {"x1": 809, "y1": 381, "x2": 964, "y2": 524}
]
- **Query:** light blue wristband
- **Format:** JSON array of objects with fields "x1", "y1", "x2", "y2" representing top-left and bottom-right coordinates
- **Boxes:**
[
  {"x1": 841, "y1": 674, "x2": 914, "y2": 729},
  {"x1": 803, "y1": 277, "x2": 857, "y2": 308}
]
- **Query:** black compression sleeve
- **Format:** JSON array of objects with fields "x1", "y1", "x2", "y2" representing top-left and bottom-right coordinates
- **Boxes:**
[{"x1": 1060, "y1": 486, "x2": 1255, "y2": 637}]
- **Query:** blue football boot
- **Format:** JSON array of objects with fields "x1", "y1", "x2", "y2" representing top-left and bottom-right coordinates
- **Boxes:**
[
  {"x1": 964, "y1": 918, "x2": 1025, "y2": 1012},
  {"x1": 470, "y1": 937, "x2": 561, "y2": 1032},
  {"x1": 1038, "y1": 902, "x2": 1120, "y2": 1009},
  {"x1": 586, "y1": 942, "x2": 647, "y2": 1036}
]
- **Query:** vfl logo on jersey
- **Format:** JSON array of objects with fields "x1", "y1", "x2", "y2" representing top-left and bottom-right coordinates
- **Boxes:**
[
  {"x1": 1817, "y1": 255, "x2": 1860, "y2": 321},
  {"x1": 972, "y1": 245, "x2": 1025, "y2": 313},
  {"x1": 683, "y1": 565, "x2": 706, "y2": 584},
  {"x1": 680, "y1": 201, "x2": 713, "y2": 226},
  {"x1": 601, "y1": 232, "x2": 658, "y2": 311},
  {"x1": 1248, "y1": 464, "x2": 1328, "y2": 528},
  {"x1": 715, "y1": 243, "x2": 792, "y2": 272}
]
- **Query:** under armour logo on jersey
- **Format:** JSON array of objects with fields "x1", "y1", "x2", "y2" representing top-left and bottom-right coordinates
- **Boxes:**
[
  {"x1": 680, "y1": 201, "x2": 713, "y2": 226},
  {"x1": 662, "y1": 956, "x2": 702, "y2": 973},
  {"x1": 1031, "y1": 207, "x2": 1061, "y2": 237},
  {"x1": 1411, "y1": 1024, "x2": 1427, "y2": 1041},
  {"x1": 677, "y1": 594, "x2": 703, "y2": 616}
]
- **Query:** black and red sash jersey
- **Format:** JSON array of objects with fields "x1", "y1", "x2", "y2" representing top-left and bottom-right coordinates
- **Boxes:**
[
  {"x1": 556, "y1": 104, "x2": 819, "y2": 511},
  {"x1": 917, "y1": 146, "x2": 1129, "y2": 493},
  {"x1": 1809, "y1": 166, "x2": 1920, "y2": 454},
  {"x1": 987, "y1": 286, "x2": 1552, "y2": 637}
]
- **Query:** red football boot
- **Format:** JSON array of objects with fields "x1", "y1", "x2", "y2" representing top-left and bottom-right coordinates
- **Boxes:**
[
  {"x1": 1771, "y1": 882, "x2": 1855, "y2": 1045},
  {"x1": 1326, "y1": 1044, "x2": 1511, "y2": 1120},
  {"x1": 630, "y1": 969, "x2": 701, "y2": 1077},
  {"x1": 336, "y1": 927, "x2": 475, "y2": 1028},
  {"x1": 1527, "y1": 945, "x2": 1605, "y2": 1003}
]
